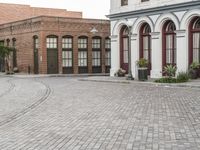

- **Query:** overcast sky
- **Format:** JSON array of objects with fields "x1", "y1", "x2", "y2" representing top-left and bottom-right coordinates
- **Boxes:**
[{"x1": 0, "y1": 0, "x2": 110, "y2": 19}]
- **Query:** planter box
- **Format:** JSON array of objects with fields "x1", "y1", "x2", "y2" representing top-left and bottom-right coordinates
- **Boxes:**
[
  {"x1": 138, "y1": 68, "x2": 148, "y2": 81},
  {"x1": 117, "y1": 73, "x2": 125, "y2": 77},
  {"x1": 198, "y1": 69, "x2": 200, "y2": 78},
  {"x1": 189, "y1": 69, "x2": 198, "y2": 79}
]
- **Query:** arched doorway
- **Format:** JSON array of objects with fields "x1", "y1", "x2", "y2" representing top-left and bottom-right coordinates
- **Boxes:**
[
  {"x1": 140, "y1": 23, "x2": 151, "y2": 75},
  {"x1": 162, "y1": 20, "x2": 176, "y2": 69},
  {"x1": 189, "y1": 17, "x2": 200, "y2": 64},
  {"x1": 33, "y1": 36, "x2": 39, "y2": 74},
  {"x1": 120, "y1": 25, "x2": 129, "y2": 72},
  {"x1": 46, "y1": 35, "x2": 58, "y2": 74}
]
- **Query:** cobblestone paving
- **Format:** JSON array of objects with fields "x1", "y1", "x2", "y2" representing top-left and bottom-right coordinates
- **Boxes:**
[{"x1": 0, "y1": 76, "x2": 200, "y2": 150}]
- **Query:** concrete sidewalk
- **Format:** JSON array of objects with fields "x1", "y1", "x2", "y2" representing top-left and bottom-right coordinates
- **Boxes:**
[
  {"x1": 0, "y1": 72, "x2": 109, "y2": 78},
  {"x1": 79, "y1": 76, "x2": 200, "y2": 89},
  {"x1": 1, "y1": 72, "x2": 200, "y2": 89}
]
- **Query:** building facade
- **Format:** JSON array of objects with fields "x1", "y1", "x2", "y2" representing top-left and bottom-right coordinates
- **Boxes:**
[
  {"x1": 0, "y1": 4, "x2": 110, "y2": 74},
  {"x1": 108, "y1": 0, "x2": 200, "y2": 78},
  {"x1": 0, "y1": 16, "x2": 110, "y2": 74},
  {"x1": 0, "y1": 3, "x2": 82, "y2": 24}
]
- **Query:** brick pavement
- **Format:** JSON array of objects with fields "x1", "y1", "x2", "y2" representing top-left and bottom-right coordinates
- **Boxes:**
[{"x1": 0, "y1": 76, "x2": 200, "y2": 150}]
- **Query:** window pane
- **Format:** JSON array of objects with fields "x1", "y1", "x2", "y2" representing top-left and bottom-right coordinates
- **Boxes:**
[
  {"x1": 92, "y1": 51, "x2": 101, "y2": 66},
  {"x1": 92, "y1": 38, "x2": 101, "y2": 49},
  {"x1": 78, "y1": 51, "x2": 87, "y2": 66},
  {"x1": 193, "y1": 33, "x2": 200, "y2": 63},
  {"x1": 47, "y1": 37, "x2": 57, "y2": 48},
  {"x1": 78, "y1": 38, "x2": 87, "y2": 49},
  {"x1": 143, "y1": 36, "x2": 149, "y2": 60},
  {"x1": 62, "y1": 51, "x2": 72, "y2": 67},
  {"x1": 62, "y1": 37, "x2": 72, "y2": 49},
  {"x1": 166, "y1": 34, "x2": 175, "y2": 64},
  {"x1": 123, "y1": 37, "x2": 128, "y2": 63},
  {"x1": 105, "y1": 39, "x2": 111, "y2": 49}
]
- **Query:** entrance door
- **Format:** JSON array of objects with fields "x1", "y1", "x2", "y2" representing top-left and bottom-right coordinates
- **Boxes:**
[
  {"x1": 34, "y1": 49, "x2": 39, "y2": 74},
  {"x1": 120, "y1": 26, "x2": 129, "y2": 73},
  {"x1": 47, "y1": 49, "x2": 58, "y2": 74}
]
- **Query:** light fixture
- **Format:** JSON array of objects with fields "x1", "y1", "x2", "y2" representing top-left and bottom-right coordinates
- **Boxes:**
[{"x1": 90, "y1": 27, "x2": 98, "y2": 34}]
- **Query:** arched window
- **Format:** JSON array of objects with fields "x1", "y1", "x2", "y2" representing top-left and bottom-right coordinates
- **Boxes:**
[
  {"x1": 105, "y1": 37, "x2": 111, "y2": 73},
  {"x1": 62, "y1": 35, "x2": 73, "y2": 74},
  {"x1": 120, "y1": 26, "x2": 129, "y2": 72},
  {"x1": 92, "y1": 36, "x2": 101, "y2": 73},
  {"x1": 163, "y1": 21, "x2": 176, "y2": 68},
  {"x1": 140, "y1": 23, "x2": 151, "y2": 74},
  {"x1": 189, "y1": 17, "x2": 200, "y2": 64},
  {"x1": 78, "y1": 36, "x2": 88, "y2": 73}
]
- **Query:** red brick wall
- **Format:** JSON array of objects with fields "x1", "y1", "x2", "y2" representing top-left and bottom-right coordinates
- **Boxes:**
[
  {"x1": 0, "y1": 16, "x2": 110, "y2": 74},
  {"x1": 0, "y1": 3, "x2": 82, "y2": 24}
]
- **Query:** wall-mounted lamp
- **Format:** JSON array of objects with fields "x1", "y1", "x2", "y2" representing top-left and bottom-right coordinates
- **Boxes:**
[{"x1": 90, "y1": 27, "x2": 98, "y2": 34}]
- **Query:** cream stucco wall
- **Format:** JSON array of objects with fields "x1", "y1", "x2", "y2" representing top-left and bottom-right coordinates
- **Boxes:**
[{"x1": 109, "y1": 0, "x2": 200, "y2": 78}]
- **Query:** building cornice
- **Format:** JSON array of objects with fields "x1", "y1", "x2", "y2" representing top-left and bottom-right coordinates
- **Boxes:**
[{"x1": 107, "y1": 1, "x2": 200, "y2": 20}]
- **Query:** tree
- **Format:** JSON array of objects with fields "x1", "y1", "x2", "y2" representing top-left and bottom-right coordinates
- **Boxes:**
[{"x1": 0, "y1": 45, "x2": 14, "y2": 74}]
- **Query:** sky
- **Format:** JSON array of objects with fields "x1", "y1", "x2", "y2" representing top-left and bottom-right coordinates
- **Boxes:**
[{"x1": 0, "y1": 0, "x2": 110, "y2": 19}]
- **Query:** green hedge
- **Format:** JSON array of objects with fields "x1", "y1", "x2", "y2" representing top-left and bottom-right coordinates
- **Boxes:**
[{"x1": 155, "y1": 72, "x2": 189, "y2": 83}]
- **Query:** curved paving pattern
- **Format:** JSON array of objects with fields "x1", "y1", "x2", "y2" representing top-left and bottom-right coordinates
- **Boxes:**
[
  {"x1": 0, "y1": 77, "x2": 15, "y2": 98},
  {"x1": 0, "y1": 77, "x2": 200, "y2": 150},
  {"x1": 0, "y1": 78, "x2": 51, "y2": 126}
]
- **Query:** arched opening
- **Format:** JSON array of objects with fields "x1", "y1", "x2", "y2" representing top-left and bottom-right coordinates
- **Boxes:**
[
  {"x1": 92, "y1": 36, "x2": 102, "y2": 73},
  {"x1": 62, "y1": 35, "x2": 73, "y2": 74},
  {"x1": 105, "y1": 37, "x2": 111, "y2": 73},
  {"x1": 46, "y1": 35, "x2": 58, "y2": 74},
  {"x1": 189, "y1": 17, "x2": 200, "y2": 64},
  {"x1": 12, "y1": 38, "x2": 17, "y2": 69},
  {"x1": 33, "y1": 36, "x2": 39, "y2": 74},
  {"x1": 120, "y1": 25, "x2": 129, "y2": 73},
  {"x1": 78, "y1": 36, "x2": 88, "y2": 73},
  {"x1": 162, "y1": 20, "x2": 176, "y2": 70},
  {"x1": 140, "y1": 23, "x2": 151, "y2": 75}
]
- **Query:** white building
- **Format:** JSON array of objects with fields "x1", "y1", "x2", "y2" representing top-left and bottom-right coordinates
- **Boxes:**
[{"x1": 108, "y1": 0, "x2": 200, "y2": 78}]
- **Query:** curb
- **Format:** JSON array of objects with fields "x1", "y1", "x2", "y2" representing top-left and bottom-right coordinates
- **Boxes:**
[
  {"x1": 0, "y1": 73, "x2": 110, "y2": 78},
  {"x1": 79, "y1": 78, "x2": 200, "y2": 89}
]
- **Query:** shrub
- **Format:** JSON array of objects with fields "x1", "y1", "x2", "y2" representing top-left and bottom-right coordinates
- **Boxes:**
[
  {"x1": 115, "y1": 68, "x2": 126, "y2": 77},
  {"x1": 176, "y1": 72, "x2": 189, "y2": 83},
  {"x1": 155, "y1": 77, "x2": 177, "y2": 83},
  {"x1": 155, "y1": 72, "x2": 189, "y2": 83},
  {"x1": 190, "y1": 62, "x2": 200, "y2": 70},
  {"x1": 164, "y1": 65, "x2": 176, "y2": 78},
  {"x1": 136, "y1": 58, "x2": 148, "y2": 68}
]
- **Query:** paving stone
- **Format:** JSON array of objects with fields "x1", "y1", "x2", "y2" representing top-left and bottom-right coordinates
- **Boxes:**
[{"x1": 0, "y1": 76, "x2": 200, "y2": 149}]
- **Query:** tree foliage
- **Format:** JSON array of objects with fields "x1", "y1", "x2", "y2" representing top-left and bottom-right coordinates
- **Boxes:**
[{"x1": 0, "y1": 45, "x2": 13, "y2": 58}]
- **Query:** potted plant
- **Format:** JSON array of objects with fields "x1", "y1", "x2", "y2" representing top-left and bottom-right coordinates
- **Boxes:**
[
  {"x1": 115, "y1": 68, "x2": 126, "y2": 77},
  {"x1": 189, "y1": 62, "x2": 200, "y2": 79},
  {"x1": 136, "y1": 58, "x2": 148, "y2": 81},
  {"x1": 164, "y1": 64, "x2": 176, "y2": 78}
]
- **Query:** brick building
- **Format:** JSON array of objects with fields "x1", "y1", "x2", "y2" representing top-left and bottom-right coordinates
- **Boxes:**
[
  {"x1": 0, "y1": 3, "x2": 82, "y2": 24},
  {"x1": 0, "y1": 3, "x2": 110, "y2": 74}
]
